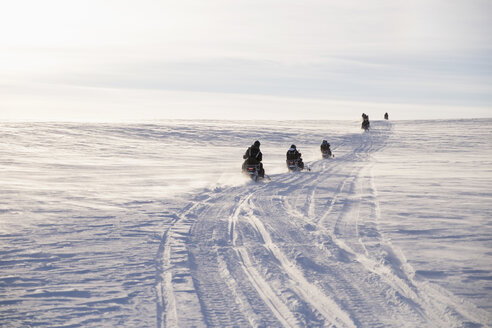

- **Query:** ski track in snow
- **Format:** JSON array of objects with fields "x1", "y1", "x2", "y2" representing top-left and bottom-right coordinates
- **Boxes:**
[{"x1": 156, "y1": 122, "x2": 491, "y2": 327}]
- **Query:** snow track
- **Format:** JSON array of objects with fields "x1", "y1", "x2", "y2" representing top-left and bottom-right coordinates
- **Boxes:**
[{"x1": 156, "y1": 122, "x2": 489, "y2": 327}]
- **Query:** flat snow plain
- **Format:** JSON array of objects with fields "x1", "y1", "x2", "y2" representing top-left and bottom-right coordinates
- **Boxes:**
[{"x1": 0, "y1": 119, "x2": 490, "y2": 327}]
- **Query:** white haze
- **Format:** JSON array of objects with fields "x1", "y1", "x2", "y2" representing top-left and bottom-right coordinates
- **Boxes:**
[{"x1": 0, "y1": 0, "x2": 491, "y2": 121}]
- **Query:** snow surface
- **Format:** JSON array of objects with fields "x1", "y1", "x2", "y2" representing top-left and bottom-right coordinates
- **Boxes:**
[{"x1": 0, "y1": 119, "x2": 491, "y2": 327}]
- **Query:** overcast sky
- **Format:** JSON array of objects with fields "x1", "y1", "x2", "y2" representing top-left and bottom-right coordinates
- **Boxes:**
[{"x1": 1, "y1": 0, "x2": 491, "y2": 121}]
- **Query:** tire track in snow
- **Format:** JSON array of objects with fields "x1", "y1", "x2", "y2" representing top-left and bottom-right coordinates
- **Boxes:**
[
  {"x1": 230, "y1": 127, "x2": 395, "y2": 326},
  {"x1": 157, "y1": 188, "x2": 273, "y2": 327},
  {"x1": 316, "y1": 126, "x2": 432, "y2": 326},
  {"x1": 229, "y1": 192, "x2": 301, "y2": 327},
  {"x1": 331, "y1": 128, "x2": 433, "y2": 322},
  {"x1": 261, "y1": 123, "x2": 439, "y2": 327},
  {"x1": 310, "y1": 123, "x2": 489, "y2": 327},
  {"x1": 188, "y1": 189, "x2": 258, "y2": 327},
  {"x1": 156, "y1": 199, "x2": 209, "y2": 328},
  {"x1": 244, "y1": 129, "x2": 394, "y2": 326},
  {"x1": 237, "y1": 195, "x2": 357, "y2": 327},
  {"x1": 353, "y1": 163, "x2": 491, "y2": 327},
  {"x1": 188, "y1": 187, "x2": 292, "y2": 327}
]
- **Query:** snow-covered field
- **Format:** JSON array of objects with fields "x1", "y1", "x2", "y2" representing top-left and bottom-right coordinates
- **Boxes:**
[{"x1": 0, "y1": 119, "x2": 490, "y2": 327}]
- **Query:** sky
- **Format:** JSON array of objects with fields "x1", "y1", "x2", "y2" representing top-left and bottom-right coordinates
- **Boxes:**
[{"x1": 0, "y1": 0, "x2": 491, "y2": 121}]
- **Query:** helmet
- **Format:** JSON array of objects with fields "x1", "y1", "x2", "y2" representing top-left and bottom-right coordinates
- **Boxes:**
[
  {"x1": 254, "y1": 140, "x2": 260, "y2": 147},
  {"x1": 322, "y1": 140, "x2": 327, "y2": 144},
  {"x1": 290, "y1": 144, "x2": 296, "y2": 150}
]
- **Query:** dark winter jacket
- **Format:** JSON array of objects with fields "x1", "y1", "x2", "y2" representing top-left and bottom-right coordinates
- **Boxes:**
[
  {"x1": 286, "y1": 149, "x2": 302, "y2": 161},
  {"x1": 243, "y1": 145, "x2": 262, "y2": 164},
  {"x1": 320, "y1": 143, "x2": 331, "y2": 153}
]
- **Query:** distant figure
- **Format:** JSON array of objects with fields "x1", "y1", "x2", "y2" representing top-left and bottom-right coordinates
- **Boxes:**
[
  {"x1": 384, "y1": 112, "x2": 389, "y2": 120},
  {"x1": 362, "y1": 114, "x2": 370, "y2": 130},
  {"x1": 320, "y1": 140, "x2": 332, "y2": 158},
  {"x1": 242, "y1": 140, "x2": 265, "y2": 177},
  {"x1": 286, "y1": 144, "x2": 304, "y2": 170}
]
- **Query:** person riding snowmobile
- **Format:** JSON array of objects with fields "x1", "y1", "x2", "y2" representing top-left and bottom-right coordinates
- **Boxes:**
[
  {"x1": 362, "y1": 114, "x2": 370, "y2": 130},
  {"x1": 320, "y1": 140, "x2": 332, "y2": 157},
  {"x1": 286, "y1": 144, "x2": 304, "y2": 170},
  {"x1": 242, "y1": 140, "x2": 265, "y2": 178},
  {"x1": 384, "y1": 112, "x2": 389, "y2": 120}
]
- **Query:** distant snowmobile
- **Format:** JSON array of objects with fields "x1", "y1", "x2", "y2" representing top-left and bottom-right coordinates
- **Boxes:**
[
  {"x1": 242, "y1": 140, "x2": 266, "y2": 181},
  {"x1": 243, "y1": 163, "x2": 263, "y2": 181},
  {"x1": 361, "y1": 119, "x2": 370, "y2": 131},
  {"x1": 286, "y1": 159, "x2": 304, "y2": 172},
  {"x1": 321, "y1": 150, "x2": 333, "y2": 159},
  {"x1": 320, "y1": 140, "x2": 333, "y2": 158},
  {"x1": 286, "y1": 145, "x2": 306, "y2": 171}
]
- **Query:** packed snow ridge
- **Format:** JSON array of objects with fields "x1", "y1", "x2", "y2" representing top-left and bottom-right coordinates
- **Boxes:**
[{"x1": 0, "y1": 119, "x2": 491, "y2": 327}]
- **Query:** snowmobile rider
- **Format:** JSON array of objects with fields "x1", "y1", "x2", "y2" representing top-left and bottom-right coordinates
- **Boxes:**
[
  {"x1": 384, "y1": 112, "x2": 389, "y2": 120},
  {"x1": 362, "y1": 113, "x2": 370, "y2": 130},
  {"x1": 320, "y1": 140, "x2": 332, "y2": 156},
  {"x1": 242, "y1": 140, "x2": 265, "y2": 178},
  {"x1": 286, "y1": 144, "x2": 304, "y2": 169}
]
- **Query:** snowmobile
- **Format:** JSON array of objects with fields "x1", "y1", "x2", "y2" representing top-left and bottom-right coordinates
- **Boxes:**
[
  {"x1": 321, "y1": 150, "x2": 333, "y2": 159},
  {"x1": 243, "y1": 164, "x2": 262, "y2": 181},
  {"x1": 286, "y1": 159, "x2": 304, "y2": 172},
  {"x1": 361, "y1": 120, "x2": 370, "y2": 131}
]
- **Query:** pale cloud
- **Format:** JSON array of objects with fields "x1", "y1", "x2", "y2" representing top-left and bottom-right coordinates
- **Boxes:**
[{"x1": 0, "y1": 0, "x2": 490, "y2": 120}]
